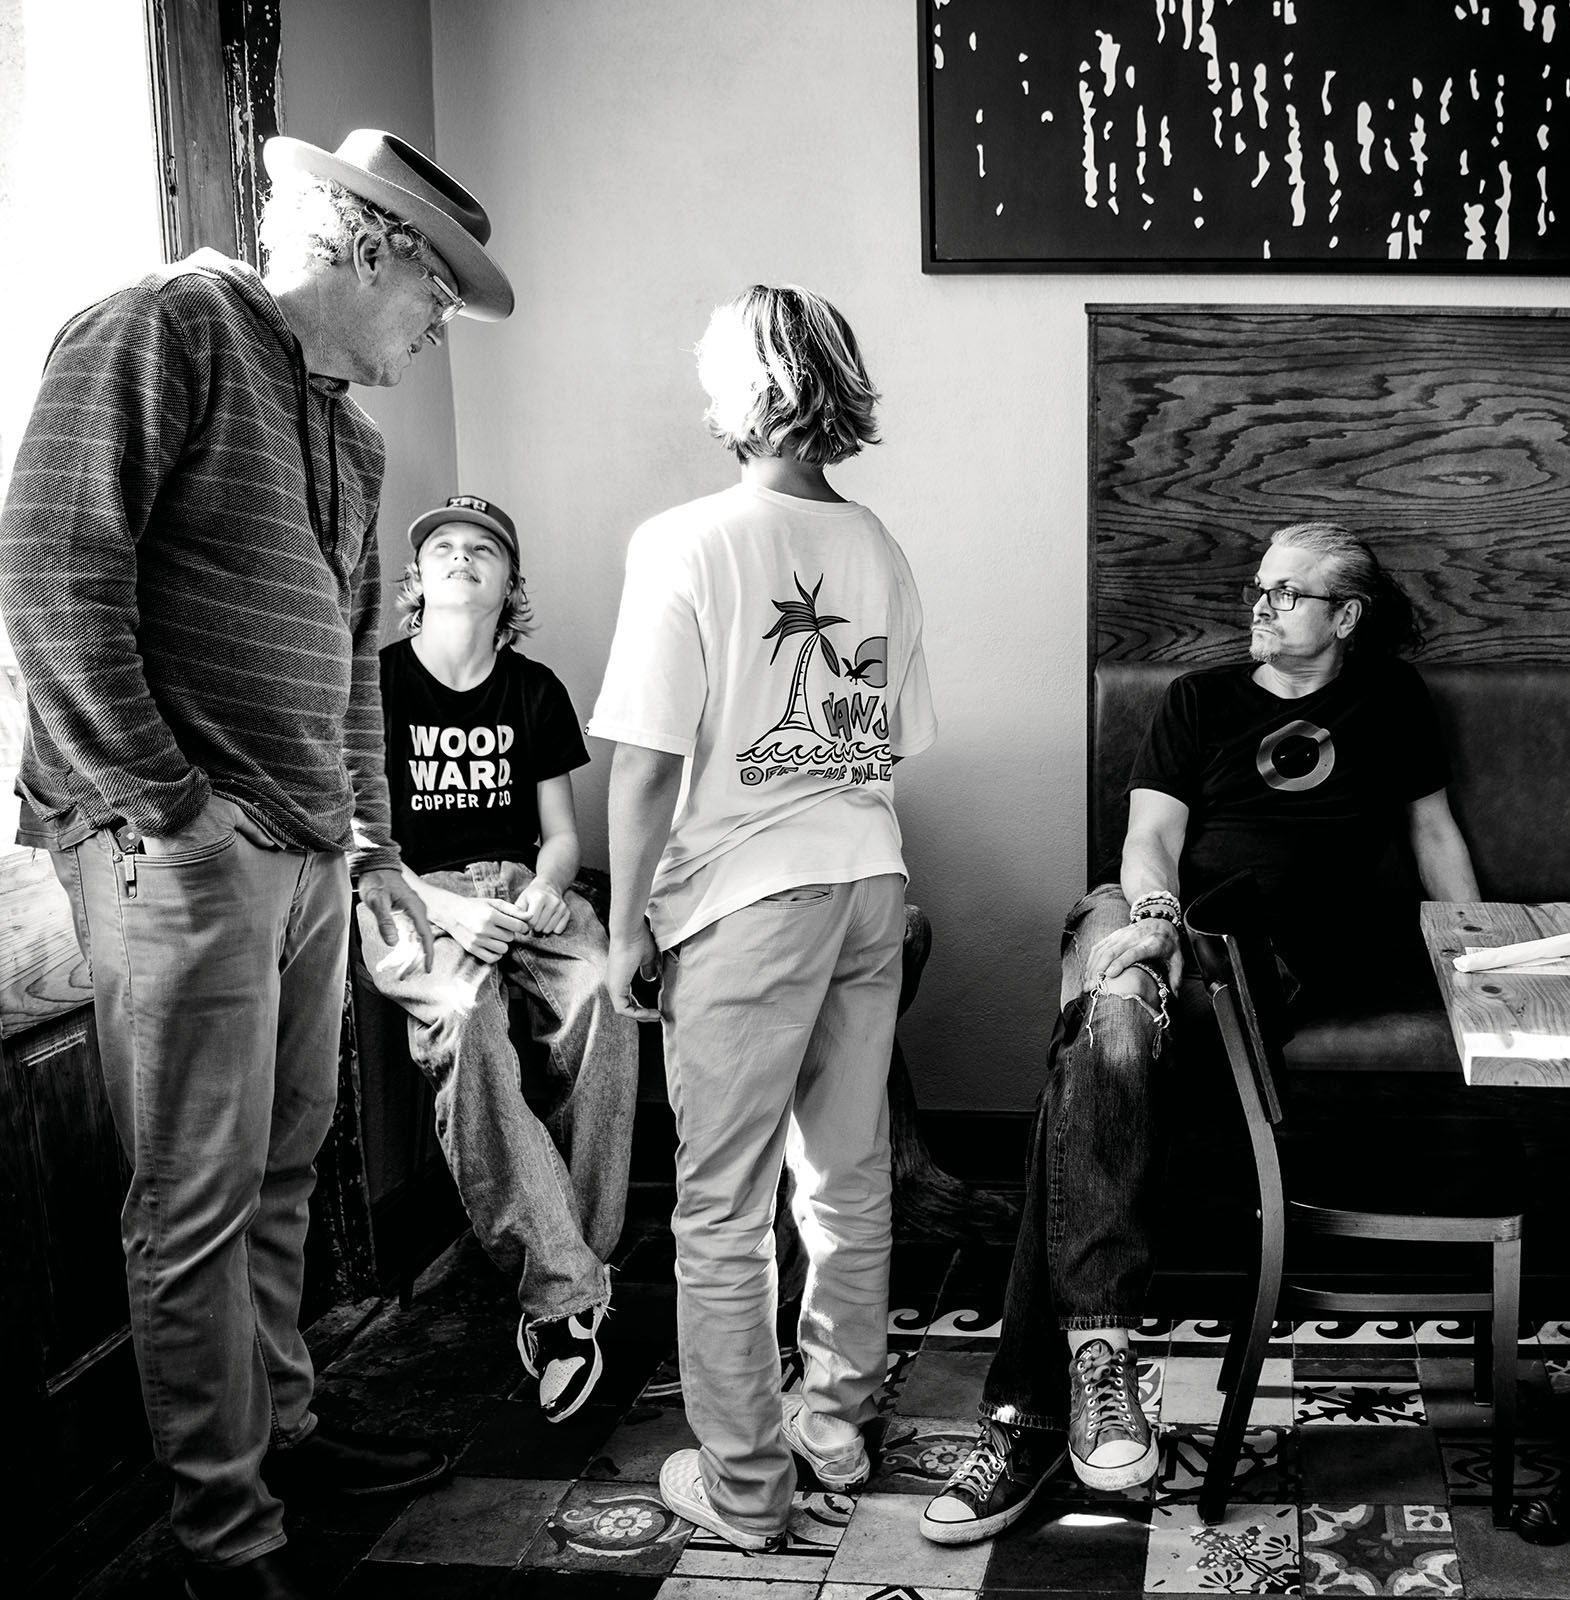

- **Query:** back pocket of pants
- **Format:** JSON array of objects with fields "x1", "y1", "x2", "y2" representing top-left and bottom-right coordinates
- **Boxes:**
[{"x1": 760, "y1": 884, "x2": 833, "y2": 904}]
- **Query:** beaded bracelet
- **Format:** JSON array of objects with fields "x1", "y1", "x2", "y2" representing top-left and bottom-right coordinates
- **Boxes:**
[{"x1": 1129, "y1": 890, "x2": 1181, "y2": 926}]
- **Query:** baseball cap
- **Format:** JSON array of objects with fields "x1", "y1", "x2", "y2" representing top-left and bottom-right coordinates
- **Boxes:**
[{"x1": 408, "y1": 494, "x2": 519, "y2": 565}]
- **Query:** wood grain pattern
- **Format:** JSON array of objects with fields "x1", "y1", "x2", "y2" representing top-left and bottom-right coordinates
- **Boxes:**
[
  {"x1": 1092, "y1": 308, "x2": 1570, "y2": 665},
  {"x1": 1421, "y1": 900, "x2": 1570, "y2": 1088},
  {"x1": 0, "y1": 853, "x2": 91, "y2": 1039}
]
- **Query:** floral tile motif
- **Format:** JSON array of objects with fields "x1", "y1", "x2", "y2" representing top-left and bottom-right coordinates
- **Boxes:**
[
  {"x1": 1144, "y1": 1502, "x2": 1303, "y2": 1593},
  {"x1": 1438, "y1": 1435, "x2": 1563, "y2": 1505},
  {"x1": 1300, "y1": 1503, "x2": 1461, "y2": 1595},
  {"x1": 1294, "y1": 1384, "x2": 1425, "y2": 1427},
  {"x1": 1545, "y1": 1357, "x2": 1570, "y2": 1395},
  {"x1": 1157, "y1": 1427, "x2": 1300, "y2": 1507},
  {"x1": 673, "y1": 1490, "x2": 852, "y2": 1581},
  {"x1": 865, "y1": 1415, "x2": 978, "y2": 1494},
  {"x1": 521, "y1": 1480, "x2": 691, "y2": 1573}
]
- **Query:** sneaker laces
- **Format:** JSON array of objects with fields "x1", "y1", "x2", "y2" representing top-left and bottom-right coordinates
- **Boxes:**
[
  {"x1": 948, "y1": 1420, "x2": 1012, "y2": 1499},
  {"x1": 1075, "y1": 1346, "x2": 1139, "y2": 1440}
]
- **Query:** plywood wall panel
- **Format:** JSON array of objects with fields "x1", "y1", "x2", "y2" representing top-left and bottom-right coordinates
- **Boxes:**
[{"x1": 1091, "y1": 308, "x2": 1570, "y2": 665}]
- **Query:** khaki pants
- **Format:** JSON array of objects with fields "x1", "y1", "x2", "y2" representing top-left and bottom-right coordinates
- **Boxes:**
[{"x1": 660, "y1": 874, "x2": 904, "y2": 1536}]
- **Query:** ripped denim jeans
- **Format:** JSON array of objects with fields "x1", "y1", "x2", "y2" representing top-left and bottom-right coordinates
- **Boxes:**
[{"x1": 979, "y1": 883, "x2": 1218, "y2": 1432}]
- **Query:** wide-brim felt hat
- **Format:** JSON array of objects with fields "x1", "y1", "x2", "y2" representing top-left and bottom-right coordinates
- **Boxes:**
[
  {"x1": 263, "y1": 129, "x2": 514, "y2": 320},
  {"x1": 409, "y1": 494, "x2": 520, "y2": 566}
]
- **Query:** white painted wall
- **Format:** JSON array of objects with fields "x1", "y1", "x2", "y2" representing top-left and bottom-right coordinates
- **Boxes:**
[
  {"x1": 413, "y1": 0, "x2": 1566, "y2": 1110},
  {"x1": 278, "y1": 0, "x2": 458, "y2": 627}
]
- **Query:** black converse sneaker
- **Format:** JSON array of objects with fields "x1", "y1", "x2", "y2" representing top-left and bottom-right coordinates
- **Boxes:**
[
  {"x1": 1066, "y1": 1338, "x2": 1157, "y2": 1490},
  {"x1": 516, "y1": 1304, "x2": 606, "y2": 1422},
  {"x1": 920, "y1": 1419, "x2": 1066, "y2": 1544}
]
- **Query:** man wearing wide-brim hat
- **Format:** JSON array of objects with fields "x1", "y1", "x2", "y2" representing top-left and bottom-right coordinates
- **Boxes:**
[{"x1": 0, "y1": 129, "x2": 512, "y2": 1600}]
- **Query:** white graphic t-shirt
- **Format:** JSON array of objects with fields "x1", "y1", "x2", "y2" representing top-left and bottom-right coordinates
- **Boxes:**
[{"x1": 589, "y1": 482, "x2": 937, "y2": 947}]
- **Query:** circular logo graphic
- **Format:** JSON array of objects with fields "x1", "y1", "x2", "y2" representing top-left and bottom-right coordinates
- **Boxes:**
[{"x1": 1256, "y1": 719, "x2": 1335, "y2": 792}]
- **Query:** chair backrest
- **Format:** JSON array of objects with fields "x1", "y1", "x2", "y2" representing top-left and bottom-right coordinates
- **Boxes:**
[{"x1": 1184, "y1": 873, "x2": 1291, "y2": 1127}]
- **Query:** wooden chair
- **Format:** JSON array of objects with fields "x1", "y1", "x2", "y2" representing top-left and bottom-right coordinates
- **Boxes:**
[{"x1": 1182, "y1": 872, "x2": 1527, "y2": 1528}]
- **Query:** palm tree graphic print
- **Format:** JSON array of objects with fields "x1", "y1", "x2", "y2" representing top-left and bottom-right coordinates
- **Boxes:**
[{"x1": 737, "y1": 572, "x2": 892, "y2": 785}]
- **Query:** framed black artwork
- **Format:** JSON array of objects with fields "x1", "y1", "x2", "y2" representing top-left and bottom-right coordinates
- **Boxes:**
[{"x1": 920, "y1": 0, "x2": 1570, "y2": 272}]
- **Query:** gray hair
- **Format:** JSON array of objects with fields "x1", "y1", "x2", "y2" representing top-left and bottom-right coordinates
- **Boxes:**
[
  {"x1": 258, "y1": 174, "x2": 433, "y2": 277},
  {"x1": 1269, "y1": 522, "x2": 1423, "y2": 657}
]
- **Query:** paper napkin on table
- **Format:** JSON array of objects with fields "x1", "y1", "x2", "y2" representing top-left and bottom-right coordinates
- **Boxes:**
[{"x1": 1454, "y1": 932, "x2": 1570, "y2": 973}]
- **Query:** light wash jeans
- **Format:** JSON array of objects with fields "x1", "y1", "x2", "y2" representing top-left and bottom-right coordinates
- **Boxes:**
[
  {"x1": 57, "y1": 819, "x2": 348, "y2": 1568},
  {"x1": 355, "y1": 861, "x2": 637, "y2": 1323},
  {"x1": 661, "y1": 874, "x2": 905, "y2": 1537}
]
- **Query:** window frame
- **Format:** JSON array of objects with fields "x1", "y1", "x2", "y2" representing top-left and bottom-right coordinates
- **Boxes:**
[
  {"x1": 0, "y1": 0, "x2": 281, "y2": 1035},
  {"x1": 145, "y1": 0, "x2": 281, "y2": 267}
]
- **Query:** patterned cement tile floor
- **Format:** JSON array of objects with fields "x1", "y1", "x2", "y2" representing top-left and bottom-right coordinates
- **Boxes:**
[{"x1": 68, "y1": 1228, "x2": 1570, "y2": 1599}]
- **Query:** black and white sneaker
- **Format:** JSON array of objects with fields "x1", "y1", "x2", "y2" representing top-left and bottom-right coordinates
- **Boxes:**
[
  {"x1": 920, "y1": 1419, "x2": 1065, "y2": 1544},
  {"x1": 1067, "y1": 1338, "x2": 1157, "y2": 1490},
  {"x1": 517, "y1": 1304, "x2": 606, "y2": 1422}
]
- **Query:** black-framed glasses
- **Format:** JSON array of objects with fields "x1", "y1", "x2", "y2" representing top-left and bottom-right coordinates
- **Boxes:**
[{"x1": 1241, "y1": 581, "x2": 1338, "y2": 612}]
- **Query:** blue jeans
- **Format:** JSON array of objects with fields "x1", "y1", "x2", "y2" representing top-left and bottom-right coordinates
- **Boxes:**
[
  {"x1": 980, "y1": 883, "x2": 1217, "y2": 1431},
  {"x1": 662, "y1": 875, "x2": 904, "y2": 1537},
  {"x1": 356, "y1": 861, "x2": 638, "y2": 1322},
  {"x1": 58, "y1": 817, "x2": 348, "y2": 1567}
]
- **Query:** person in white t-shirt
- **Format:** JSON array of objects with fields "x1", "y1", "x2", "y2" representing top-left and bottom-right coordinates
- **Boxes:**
[{"x1": 589, "y1": 285, "x2": 937, "y2": 1551}]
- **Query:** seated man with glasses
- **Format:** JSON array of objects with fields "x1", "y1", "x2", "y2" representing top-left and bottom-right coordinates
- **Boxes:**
[{"x1": 922, "y1": 521, "x2": 1481, "y2": 1545}]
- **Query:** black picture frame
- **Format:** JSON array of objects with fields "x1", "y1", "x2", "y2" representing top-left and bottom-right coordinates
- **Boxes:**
[{"x1": 919, "y1": 0, "x2": 1570, "y2": 274}]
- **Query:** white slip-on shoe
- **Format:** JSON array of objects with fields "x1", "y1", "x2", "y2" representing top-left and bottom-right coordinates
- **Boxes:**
[
  {"x1": 658, "y1": 1449, "x2": 786, "y2": 1550},
  {"x1": 779, "y1": 1391, "x2": 870, "y2": 1490}
]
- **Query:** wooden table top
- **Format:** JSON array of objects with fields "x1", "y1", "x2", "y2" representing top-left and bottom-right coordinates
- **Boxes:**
[{"x1": 1421, "y1": 901, "x2": 1570, "y2": 1088}]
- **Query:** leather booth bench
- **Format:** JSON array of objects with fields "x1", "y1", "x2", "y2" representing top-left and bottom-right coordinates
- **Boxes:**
[
  {"x1": 1092, "y1": 661, "x2": 1570, "y2": 1073},
  {"x1": 1092, "y1": 660, "x2": 1570, "y2": 1304}
]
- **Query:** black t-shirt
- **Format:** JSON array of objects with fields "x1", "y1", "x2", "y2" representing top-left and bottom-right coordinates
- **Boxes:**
[
  {"x1": 1127, "y1": 657, "x2": 1451, "y2": 993},
  {"x1": 380, "y1": 638, "x2": 590, "y2": 876}
]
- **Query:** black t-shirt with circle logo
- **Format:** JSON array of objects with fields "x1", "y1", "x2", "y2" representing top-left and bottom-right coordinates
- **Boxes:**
[
  {"x1": 380, "y1": 638, "x2": 589, "y2": 876},
  {"x1": 1127, "y1": 657, "x2": 1450, "y2": 992}
]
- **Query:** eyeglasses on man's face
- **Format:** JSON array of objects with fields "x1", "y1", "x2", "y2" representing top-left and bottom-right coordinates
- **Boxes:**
[
  {"x1": 1241, "y1": 580, "x2": 1339, "y2": 612},
  {"x1": 419, "y1": 265, "x2": 465, "y2": 325}
]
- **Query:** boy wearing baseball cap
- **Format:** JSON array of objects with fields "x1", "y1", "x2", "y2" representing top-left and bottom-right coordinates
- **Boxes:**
[{"x1": 358, "y1": 494, "x2": 638, "y2": 1423}]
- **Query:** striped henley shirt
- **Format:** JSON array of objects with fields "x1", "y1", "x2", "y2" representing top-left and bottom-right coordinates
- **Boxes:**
[{"x1": 0, "y1": 249, "x2": 400, "y2": 876}]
